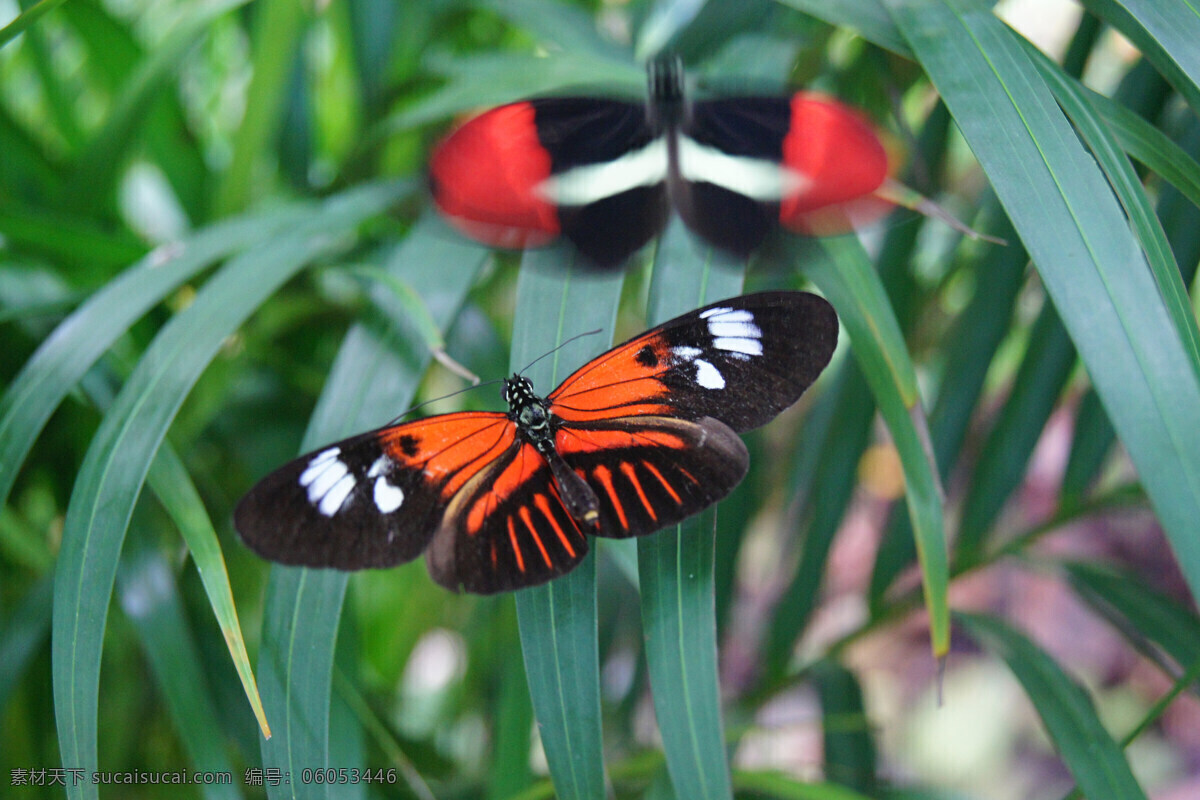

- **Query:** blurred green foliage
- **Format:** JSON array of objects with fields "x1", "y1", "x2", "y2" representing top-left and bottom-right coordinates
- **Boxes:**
[{"x1": 2, "y1": 1, "x2": 1200, "y2": 799}]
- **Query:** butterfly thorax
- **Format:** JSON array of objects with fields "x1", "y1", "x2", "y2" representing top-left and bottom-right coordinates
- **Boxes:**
[
  {"x1": 503, "y1": 374, "x2": 600, "y2": 526},
  {"x1": 504, "y1": 375, "x2": 553, "y2": 445},
  {"x1": 646, "y1": 56, "x2": 689, "y2": 134}
]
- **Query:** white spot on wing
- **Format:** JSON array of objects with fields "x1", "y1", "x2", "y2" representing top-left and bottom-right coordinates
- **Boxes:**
[
  {"x1": 374, "y1": 476, "x2": 405, "y2": 513},
  {"x1": 713, "y1": 336, "x2": 762, "y2": 356},
  {"x1": 672, "y1": 345, "x2": 702, "y2": 360},
  {"x1": 299, "y1": 447, "x2": 340, "y2": 486},
  {"x1": 368, "y1": 455, "x2": 390, "y2": 478},
  {"x1": 536, "y1": 138, "x2": 669, "y2": 205},
  {"x1": 678, "y1": 136, "x2": 810, "y2": 200},
  {"x1": 708, "y1": 319, "x2": 761, "y2": 339},
  {"x1": 304, "y1": 458, "x2": 348, "y2": 500},
  {"x1": 299, "y1": 447, "x2": 356, "y2": 517},
  {"x1": 700, "y1": 307, "x2": 752, "y2": 321},
  {"x1": 694, "y1": 359, "x2": 725, "y2": 390},
  {"x1": 319, "y1": 473, "x2": 356, "y2": 516}
]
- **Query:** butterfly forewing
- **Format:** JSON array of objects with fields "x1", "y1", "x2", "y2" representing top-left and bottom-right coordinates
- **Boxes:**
[
  {"x1": 550, "y1": 291, "x2": 838, "y2": 432},
  {"x1": 431, "y1": 97, "x2": 670, "y2": 267},
  {"x1": 234, "y1": 412, "x2": 515, "y2": 571}
]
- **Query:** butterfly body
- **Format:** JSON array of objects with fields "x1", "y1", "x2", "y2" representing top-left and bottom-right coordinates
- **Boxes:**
[
  {"x1": 430, "y1": 61, "x2": 889, "y2": 267},
  {"x1": 236, "y1": 291, "x2": 838, "y2": 593}
]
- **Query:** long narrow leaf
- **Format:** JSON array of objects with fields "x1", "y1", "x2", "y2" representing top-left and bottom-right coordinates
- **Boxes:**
[
  {"x1": 117, "y1": 546, "x2": 241, "y2": 800},
  {"x1": 803, "y1": 236, "x2": 949, "y2": 657},
  {"x1": 887, "y1": 0, "x2": 1200, "y2": 615},
  {"x1": 639, "y1": 222, "x2": 743, "y2": 800},
  {"x1": 51, "y1": 184, "x2": 401, "y2": 800},
  {"x1": 959, "y1": 612, "x2": 1148, "y2": 800},
  {"x1": 0, "y1": 204, "x2": 312, "y2": 512},
  {"x1": 1080, "y1": 0, "x2": 1200, "y2": 115},
  {"x1": 256, "y1": 214, "x2": 489, "y2": 799},
  {"x1": 511, "y1": 251, "x2": 624, "y2": 800}
]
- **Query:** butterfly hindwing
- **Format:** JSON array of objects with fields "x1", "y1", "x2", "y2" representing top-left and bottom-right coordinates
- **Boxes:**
[
  {"x1": 426, "y1": 441, "x2": 589, "y2": 594},
  {"x1": 556, "y1": 415, "x2": 749, "y2": 539},
  {"x1": 550, "y1": 291, "x2": 838, "y2": 433}
]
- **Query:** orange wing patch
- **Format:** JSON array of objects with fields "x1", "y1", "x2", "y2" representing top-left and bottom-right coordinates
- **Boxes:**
[
  {"x1": 554, "y1": 424, "x2": 689, "y2": 456},
  {"x1": 592, "y1": 464, "x2": 628, "y2": 530},
  {"x1": 463, "y1": 442, "x2": 543, "y2": 535},
  {"x1": 549, "y1": 334, "x2": 675, "y2": 422},
  {"x1": 379, "y1": 413, "x2": 515, "y2": 500}
]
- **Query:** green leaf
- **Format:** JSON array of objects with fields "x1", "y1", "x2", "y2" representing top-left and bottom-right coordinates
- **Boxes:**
[
  {"x1": 0, "y1": 576, "x2": 53, "y2": 715},
  {"x1": 1080, "y1": 0, "x2": 1200, "y2": 116},
  {"x1": 0, "y1": 0, "x2": 67, "y2": 50},
  {"x1": 214, "y1": 0, "x2": 309, "y2": 215},
  {"x1": 765, "y1": 361, "x2": 873, "y2": 679},
  {"x1": 256, "y1": 213, "x2": 489, "y2": 798},
  {"x1": 803, "y1": 236, "x2": 949, "y2": 657},
  {"x1": 0, "y1": 203, "x2": 311, "y2": 513},
  {"x1": 51, "y1": 183, "x2": 401, "y2": 800},
  {"x1": 510, "y1": 250, "x2": 624, "y2": 800},
  {"x1": 144, "y1": 440, "x2": 269, "y2": 737},
  {"x1": 490, "y1": 0, "x2": 627, "y2": 59},
  {"x1": 1027, "y1": 41, "x2": 1200, "y2": 378},
  {"x1": 888, "y1": 0, "x2": 1200, "y2": 630},
  {"x1": 955, "y1": 301, "x2": 1075, "y2": 563},
  {"x1": 382, "y1": 52, "x2": 643, "y2": 134},
  {"x1": 774, "y1": 0, "x2": 911, "y2": 56},
  {"x1": 869, "y1": 208, "x2": 1026, "y2": 610},
  {"x1": 637, "y1": 222, "x2": 744, "y2": 800},
  {"x1": 812, "y1": 661, "x2": 877, "y2": 794},
  {"x1": 958, "y1": 612, "x2": 1148, "y2": 800},
  {"x1": 65, "y1": 0, "x2": 250, "y2": 213},
  {"x1": 732, "y1": 770, "x2": 876, "y2": 800},
  {"x1": 117, "y1": 546, "x2": 241, "y2": 800},
  {"x1": 1065, "y1": 561, "x2": 1200, "y2": 672},
  {"x1": 1084, "y1": 82, "x2": 1200, "y2": 213}
]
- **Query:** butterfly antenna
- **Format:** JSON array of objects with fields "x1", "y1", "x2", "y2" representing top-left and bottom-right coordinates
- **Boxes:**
[
  {"x1": 382, "y1": 378, "x2": 506, "y2": 426},
  {"x1": 518, "y1": 328, "x2": 604, "y2": 376}
]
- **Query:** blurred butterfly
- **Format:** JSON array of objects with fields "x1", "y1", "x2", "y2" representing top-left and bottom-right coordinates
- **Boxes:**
[
  {"x1": 235, "y1": 291, "x2": 838, "y2": 593},
  {"x1": 429, "y1": 60, "x2": 891, "y2": 268}
]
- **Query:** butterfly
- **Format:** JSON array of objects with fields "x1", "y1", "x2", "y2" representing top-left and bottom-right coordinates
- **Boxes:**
[
  {"x1": 429, "y1": 60, "x2": 890, "y2": 268},
  {"x1": 235, "y1": 291, "x2": 838, "y2": 593}
]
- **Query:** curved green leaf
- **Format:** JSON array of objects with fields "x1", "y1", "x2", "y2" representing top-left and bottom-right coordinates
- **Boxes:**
[
  {"x1": 0, "y1": 204, "x2": 310, "y2": 513},
  {"x1": 802, "y1": 235, "x2": 949, "y2": 657},
  {"x1": 51, "y1": 184, "x2": 401, "y2": 800},
  {"x1": 888, "y1": 0, "x2": 1200, "y2": 622},
  {"x1": 1080, "y1": 0, "x2": 1200, "y2": 115},
  {"x1": 959, "y1": 612, "x2": 1148, "y2": 800}
]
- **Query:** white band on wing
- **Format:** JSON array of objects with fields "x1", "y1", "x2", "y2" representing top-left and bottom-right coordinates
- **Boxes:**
[
  {"x1": 677, "y1": 136, "x2": 809, "y2": 200},
  {"x1": 536, "y1": 138, "x2": 670, "y2": 205}
]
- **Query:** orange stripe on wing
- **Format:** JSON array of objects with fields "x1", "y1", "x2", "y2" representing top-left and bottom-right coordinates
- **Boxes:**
[
  {"x1": 641, "y1": 460, "x2": 683, "y2": 505},
  {"x1": 534, "y1": 493, "x2": 576, "y2": 557},
  {"x1": 555, "y1": 426, "x2": 688, "y2": 456},
  {"x1": 620, "y1": 462, "x2": 657, "y2": 521},
  {"x1": 507, "y1": 516, "x2": 525, "y2": 573},
  {"x1": 593, "y1": 464, "x2": 628, "y2": 530},
  {"x1": 519, "y1": 505, "x2": 554, "y2": 568}
]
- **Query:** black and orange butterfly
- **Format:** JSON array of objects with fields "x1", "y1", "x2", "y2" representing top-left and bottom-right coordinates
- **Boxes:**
[{"x1": 235, "y1": 291, "x2": 837, "y2": 593}]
